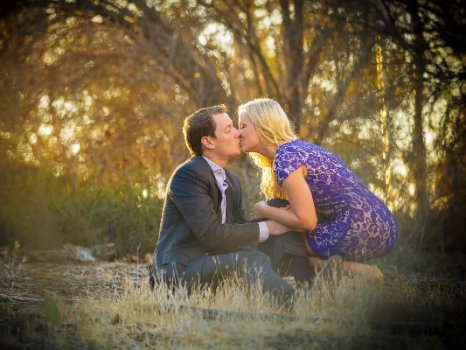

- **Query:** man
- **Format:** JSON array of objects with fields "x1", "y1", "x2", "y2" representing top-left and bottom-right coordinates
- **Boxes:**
[{"x1": 149, "y1": 105, "x2": 340, "y2": 308}]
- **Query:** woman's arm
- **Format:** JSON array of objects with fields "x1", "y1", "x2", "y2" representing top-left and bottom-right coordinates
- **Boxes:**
[{"x1": 253, "y1": 165, "x2": 318, "y2": 231}]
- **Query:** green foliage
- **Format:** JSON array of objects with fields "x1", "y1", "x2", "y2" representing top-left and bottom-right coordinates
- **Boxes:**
[
  {"x1": 0, "y1": 159, "x2": 163, "y2": 254},
  {"x1": 44, "y1": 296, "x2": 61, "y2": 327}
]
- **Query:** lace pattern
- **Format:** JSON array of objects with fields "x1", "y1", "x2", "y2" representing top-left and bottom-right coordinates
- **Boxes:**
[{"x1": 274, "y1": 140, "x2": 398, "y2": 261}]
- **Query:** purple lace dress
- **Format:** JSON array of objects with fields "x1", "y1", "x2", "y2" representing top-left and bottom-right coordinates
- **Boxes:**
[{"x1": 274, "y1": 140, "x2": 397, "y2": 261}]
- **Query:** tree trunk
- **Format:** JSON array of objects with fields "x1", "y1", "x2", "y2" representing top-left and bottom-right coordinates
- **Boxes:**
[
  {"x1": 408, "y1": 1, "x2": 428, "y2": 212},
  {"x1": 280, "y1": 0, "x2": 304, "y2": 133}
]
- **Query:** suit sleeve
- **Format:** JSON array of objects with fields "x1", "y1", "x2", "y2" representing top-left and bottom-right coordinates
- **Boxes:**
[{"x1": 169, "y1": 165, "x2": 259, "y2": 252}]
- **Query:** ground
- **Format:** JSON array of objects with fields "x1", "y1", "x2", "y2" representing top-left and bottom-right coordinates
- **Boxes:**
[{"x1": 1, "y1": 250, "x2": 465, "y2": 349}]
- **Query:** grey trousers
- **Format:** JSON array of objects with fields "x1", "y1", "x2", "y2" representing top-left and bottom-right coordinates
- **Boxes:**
[{"x1": 157, "y1": 250, "x2": 294, "y2": 308}]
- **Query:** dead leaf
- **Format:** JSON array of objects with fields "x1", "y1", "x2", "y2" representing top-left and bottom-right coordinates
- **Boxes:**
[
  {"x1": 126, "y1": 254, "x2": 142, "y2": 263},
  {"x1": 112, "y1": 313, "x2": 120, "y2": 325}
]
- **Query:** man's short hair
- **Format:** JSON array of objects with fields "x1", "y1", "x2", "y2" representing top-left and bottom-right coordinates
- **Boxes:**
[{"x1": 183, "y1": 105, "x2": 228, "y2": 156}]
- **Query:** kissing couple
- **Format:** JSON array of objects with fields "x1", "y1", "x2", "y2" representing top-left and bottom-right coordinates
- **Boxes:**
[{"x1": 149, "y1": 98, "x2": 397, "y2": 310}]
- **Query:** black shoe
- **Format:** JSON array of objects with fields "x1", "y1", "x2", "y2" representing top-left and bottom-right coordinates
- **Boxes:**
[{"x1": 311, "y1": 255, "x2": 343, "y2": 294}]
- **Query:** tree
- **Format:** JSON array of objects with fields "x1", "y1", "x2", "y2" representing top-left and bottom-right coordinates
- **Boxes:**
[
  {"x1": 367, "y1": 0, "x2": 466, "y2": 246},
  {"x1": 1, "y1": 0, "x2": 464, "y2": 250}
]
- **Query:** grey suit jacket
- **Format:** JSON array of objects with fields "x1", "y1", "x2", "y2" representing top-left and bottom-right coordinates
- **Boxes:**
[{"x1": 154, "y1": 156, "x2": 260, "y2": 270}]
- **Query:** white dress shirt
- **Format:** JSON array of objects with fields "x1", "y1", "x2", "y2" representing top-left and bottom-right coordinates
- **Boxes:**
[{"x1": 202, "y1": 156, "x2": 269, "y2": 242}]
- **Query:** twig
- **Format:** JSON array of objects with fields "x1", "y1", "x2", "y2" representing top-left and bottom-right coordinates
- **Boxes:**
[{"x1": 0, "y1": 293, "x2": 44, "y2": 302}]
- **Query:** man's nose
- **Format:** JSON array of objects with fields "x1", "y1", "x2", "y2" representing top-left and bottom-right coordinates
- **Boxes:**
[{"x1": 234, "y1": 128, "x2": 240, "y2": 137}]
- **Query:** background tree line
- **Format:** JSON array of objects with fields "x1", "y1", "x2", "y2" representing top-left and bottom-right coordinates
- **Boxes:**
[{"x1": 0, "y1": 0, "x2": 464, "y2": 254}]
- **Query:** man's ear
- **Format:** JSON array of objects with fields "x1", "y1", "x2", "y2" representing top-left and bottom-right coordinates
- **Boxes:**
[{"x1": 201, "y1": 136, "x2": 214, "y2": 150}]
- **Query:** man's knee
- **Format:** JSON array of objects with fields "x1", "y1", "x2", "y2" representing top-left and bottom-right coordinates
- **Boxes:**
[
  {"x1": 242, "y1": 250, "x2": 272, "y2": 269},
  {"x1": 154, "y1": 263, "x2": 188, "y2": 288}
]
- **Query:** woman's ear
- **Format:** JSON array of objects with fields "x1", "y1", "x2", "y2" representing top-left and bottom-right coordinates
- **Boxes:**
[{"x1": 201, "y1": 136, "x2": 214, "y2": 150}]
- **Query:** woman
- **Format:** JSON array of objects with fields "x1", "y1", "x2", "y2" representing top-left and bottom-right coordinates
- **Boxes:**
[{"x1": 238, "y1": 98, "x2": 397, "y2": 285}]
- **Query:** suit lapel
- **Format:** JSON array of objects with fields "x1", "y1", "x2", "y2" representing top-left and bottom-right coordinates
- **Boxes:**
[
  {"x1": 198, "y1": 156, "x2": 222, "y2": 211},
  {"x1": 225, "y1": 172, "x2": 236, "y2": 222}
]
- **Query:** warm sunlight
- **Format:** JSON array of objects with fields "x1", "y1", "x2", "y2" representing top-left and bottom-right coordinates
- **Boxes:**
[
  {"x1": 409, "y1": 183, "x2": 415, "y2": 196},
  {"x1": 38, "y1": 123, "x2": 54, "y2": 136},
  {"x1": 1, "y1": 1, "x2": 465, "y2": 348},
  {"x1": 198, "y1": 22, "x2": 233, "y2": 55},
  {"x1": 71, "y1": 143, "x2": 80, "y2": 154}
]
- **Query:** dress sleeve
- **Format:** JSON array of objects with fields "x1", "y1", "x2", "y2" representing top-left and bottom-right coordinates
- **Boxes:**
[{"x1": 273, "y1": 144, "x2": 306, "y2": 185}]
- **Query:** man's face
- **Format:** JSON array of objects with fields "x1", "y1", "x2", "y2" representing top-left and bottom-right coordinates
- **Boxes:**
[{"x1": 210, "y1": 112, "x2": 241, "y2": 159}]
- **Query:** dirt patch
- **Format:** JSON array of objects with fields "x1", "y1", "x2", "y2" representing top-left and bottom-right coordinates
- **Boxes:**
[{"x1": 1, "y1": 253, "x2": 465, "y2": 349}]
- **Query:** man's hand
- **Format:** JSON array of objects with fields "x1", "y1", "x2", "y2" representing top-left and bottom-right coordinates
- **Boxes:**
[
  {"x1": 251, "y1": 201, "x2": 268, "y2": 221},
  {"x1": 265, "y1": 220, "x2": 293, "y2": 236},
  {"x1": 252, "y1": 201, "x2": 294, "y2": 222}
]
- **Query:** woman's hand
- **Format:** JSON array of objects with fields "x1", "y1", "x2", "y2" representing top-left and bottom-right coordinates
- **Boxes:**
[
  {"x1": 282, "y1": 205, "x2": 293, "y2": 212},
  {"x1": 252, "y1": 201, "x2": 269, "y2": 221}
]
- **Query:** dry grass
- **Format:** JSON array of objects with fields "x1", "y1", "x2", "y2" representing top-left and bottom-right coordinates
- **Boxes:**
[
  {"x1": 60, "y1": 278, "x2": 366, "y2": 349},
  {"x1": 1, "y1": 248, "x2": 465, "y2": 349}
]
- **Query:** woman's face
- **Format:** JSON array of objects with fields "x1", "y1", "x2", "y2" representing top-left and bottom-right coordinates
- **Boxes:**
[{"x1": 239, "y1": 112, "x2": 262, "y2": 153}]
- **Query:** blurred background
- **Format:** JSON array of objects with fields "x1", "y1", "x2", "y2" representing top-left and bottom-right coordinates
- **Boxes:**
[{"x1": 0, "y1": 0, "x2": 464, "y2": 256}]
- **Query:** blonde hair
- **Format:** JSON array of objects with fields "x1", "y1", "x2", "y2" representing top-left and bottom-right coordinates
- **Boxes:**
[{"x1": 238, "y1": 98, "x2": 298, "y2": 200}]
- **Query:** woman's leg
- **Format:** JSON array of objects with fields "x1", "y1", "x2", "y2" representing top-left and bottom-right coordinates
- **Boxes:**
[
  {"x1": 308, "y1": 256, "x2": 383, "y2": 288},
  {"x1": 304, "y1": 237, "x2": 382, "y2": 287},
  {"x1": 300, "y1": 231, "x2": 315, "y2": 256},
  {"x1": 342, "y1": 261, "x2": 383, "y2": 288},
  {"x1": 301, "y1": 233, "x2": 327, "y2": 272},
  {"x1": 302, "y1": 220, "x2": 384, "y2": 288},
  {"x1": 308, "y1": 256, "x2": 327, "y2": 272}
]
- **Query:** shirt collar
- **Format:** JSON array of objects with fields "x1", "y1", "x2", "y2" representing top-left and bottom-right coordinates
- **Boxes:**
[{"x1": 202, "y1": 155, "x2": 224, "y2": 173}]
